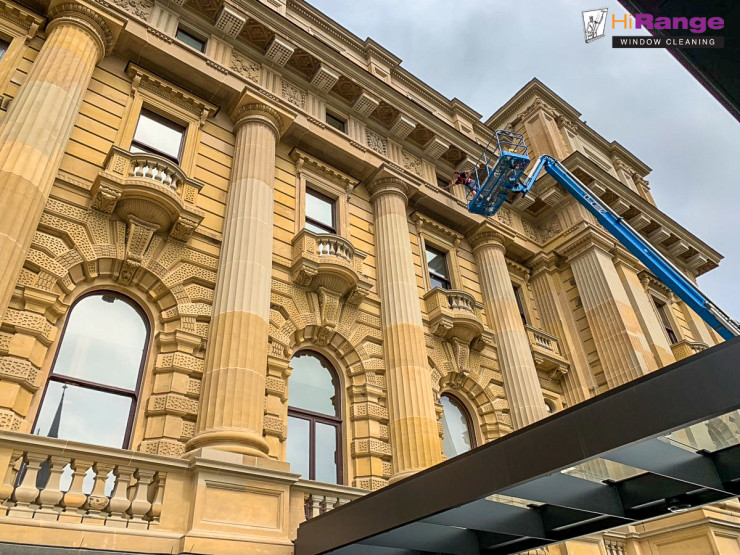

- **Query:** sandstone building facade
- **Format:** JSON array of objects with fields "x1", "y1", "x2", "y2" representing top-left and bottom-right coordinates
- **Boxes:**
[{"x1": 0, "y1": 0, "x2": 735, "y2": 552}]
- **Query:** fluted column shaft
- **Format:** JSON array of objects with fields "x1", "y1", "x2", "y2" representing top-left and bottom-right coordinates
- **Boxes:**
[
  {"x1": 471, "y1": 233, "x2": 547, "y2": 429},
  {"x1": 0, "y1": 6, "x2": 109, "y2": 317},
  {"x1": 569, "y1": 244, "x2": 651, "y2": 389},
  {"x1": 369, "y1": 178, "x2": 442, "y2": 481},
  {"x1": 189, "y1": 104, "x2": 282, "y2": 456},
  {"x1": 529, "y1": 256, "x2": 593, "y2": 406}
]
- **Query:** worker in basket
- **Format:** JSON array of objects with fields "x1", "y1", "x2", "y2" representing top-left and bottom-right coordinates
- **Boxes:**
[{"x1": 453, "y1": 170, "x2": 479, "y2": 196}]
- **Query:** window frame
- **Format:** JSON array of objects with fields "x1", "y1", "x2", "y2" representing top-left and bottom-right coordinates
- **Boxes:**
[
  {"x1": 653, "y1": 296, "x2": 679, "y2": 344},
  {"x1": 287, "y1": 350, "x2": 344, "y2": 484},
  {"x1": 32, "y1": 291, "x2": 150, "y2": 450},
  {"x1": 440, "y1": 392, "x2": 477, "y2": 457},
  {"x1": 425, "y1": 245, "x2": 452, "y2": 291},
  {"x1": 175, "y1": 26, "x2": 207, "y2": 53},
  {"x1": 130, "y1": 108, "x2": 186, "y2": 164},
  {"x1": 513, "y1": 285, "x2": 528, "y2": 326},
  {"x1": 305, "y1": 188, "x2": 337, "y2": 235},
  {"x1": 325, "y1": 110, "x2": 347, "y2": 134}
]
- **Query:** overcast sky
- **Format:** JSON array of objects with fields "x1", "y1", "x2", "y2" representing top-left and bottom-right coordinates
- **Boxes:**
[{"x1": 309, "y1": 0, "x2": 740, "y2": 321}]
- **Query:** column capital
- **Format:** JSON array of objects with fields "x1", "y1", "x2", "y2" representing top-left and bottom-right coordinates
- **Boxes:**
[
  {"x1": 467, "y1": 223, "x2": 507, "y2": 253},
  {"x1": 48, "y1": 0, "x2": 125, "y2": 60},
  {"x1": 528, "y1": 252, "x2": 559, "y2": 277},
  {"x1": 231, "y1": 102, "x2": 284, "y2": 138},
  {"x1": 366, "y1": 176, "x2": 409, "y2": 204},
  {"x1": 557, "y1": 227, "x2": 614, "y2": 262}
]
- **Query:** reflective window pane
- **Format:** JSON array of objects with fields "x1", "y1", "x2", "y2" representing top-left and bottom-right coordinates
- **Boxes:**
[
  {"x1": 0, "y1": 40, "x2": 8, "y2": 60},
  {"x1": 440, "y1": 395, "x2": 473, "y2": 458},
  {"x1": 176, "y1": 28, "x2": 206, "y2": 52},
  {"x1": 35, "y1": 382, "x2": 132, "y2": 448},
  {"x1": 315, "y1": 422, "x2": 338, "y2": 484},
  {"x1": 305, "y1": 190, "x2": 335, "y2": 233},
  {"x1": 132, "y1": 111, "x2": 185, "y2": 161},
  {"x1": 53, "y1": 294, "x2": 147, "y2": 391},
  {"x1": 426, "y1": 247, "x2": 451, "y2": 289},
  {"x1": 289, "y1": 353, "x2": 338, "y2": 416},
  {"x1": 287, "y1": 416, "x2": 310, "y2": 478}
]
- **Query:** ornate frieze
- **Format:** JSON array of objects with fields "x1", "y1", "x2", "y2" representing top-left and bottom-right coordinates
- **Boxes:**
[{"x1": 366, "y1": 129, "x2": 388, "y2": 156}]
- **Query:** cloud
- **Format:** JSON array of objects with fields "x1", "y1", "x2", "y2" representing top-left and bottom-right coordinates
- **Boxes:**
[{"x1": 310, "y1": 0, "x2": 740, "y2": 320}]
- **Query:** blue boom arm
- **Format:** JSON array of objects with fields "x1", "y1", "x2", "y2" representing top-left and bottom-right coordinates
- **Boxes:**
[{"x1": 521, "y1": 155, "x2": 739, "y2": 340}]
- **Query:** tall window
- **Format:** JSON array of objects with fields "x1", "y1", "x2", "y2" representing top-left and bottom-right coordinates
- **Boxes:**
[
  {"x1": 440, "y1": 393, "x2": 475, "y2": 458},
  {"x1": 426, "y1": 246, "x2": 451, "y2": 290},
  {"x1": 34, "y1": 292, "x2": 149, "y2": 449},
  {"x1": 286, "y1": 352, "x2": 342, "y2": 483},
  {"x1": 513, "y1": 285, "x2": 528, "y2": 325},
  {"x1": 305, "y1": 189, "x2": 336, "y2": 234},
  {"x1": 130, "y1": 109, "x2": 185, "y2": 163},
  {"x1": 0, "y1": 39, "x2": 9, "y2": 60},
  {"x1": 653, "y1": 297, "x2": 678, "y2": 344}
]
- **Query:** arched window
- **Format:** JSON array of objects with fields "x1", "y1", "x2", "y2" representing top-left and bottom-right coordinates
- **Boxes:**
[
  {"x1": 286, "y1": 351, "x2": 342, "y2": 484},
  {"x1": 34, "y1": 292, "x2": 149, "y2": 449},
  {"x1": 440, "y1": 393, "x2": 476, "y2": 458}
]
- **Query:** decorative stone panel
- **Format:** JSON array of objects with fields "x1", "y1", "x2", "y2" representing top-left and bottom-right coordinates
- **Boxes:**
[
  {"x1": 365, "y1": 129, "x2": 387, "y2": 156},
  {"x1": 281, "y1": 80, "x2": 306, "y2": 109},
  {"x1": 423, "y1": 136, "x2": 448, "y2": 159},
  {"x1": 389, "y1": 114, "x2": 416, "y2": 139},
  {"x1": 353, "y1": 91, "x2": 380, "y2": 117},
  {"x1": 231, "y1": 51, "x2": 260, "y2": 83}
]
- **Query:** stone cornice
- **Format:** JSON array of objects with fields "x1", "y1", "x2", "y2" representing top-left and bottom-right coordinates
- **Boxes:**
[
  {"x1": 0, "y1": 0, "x2": 44, "y2": 31},
  {"x1": 48, "y1": 0, "x2": 125, "y2": 57},
  {"x1": 528, "y1": 252, "x2": 559, "y2": 277},
  {"x1": 556, "y1": 151, "x2": 721, "y2": 274},
  {"x1": 290, "y1": 149, "x2": 358, "y2": 190},
  {"x1": 505, "y1": 258, "x2": 530, "y2": 281},
  {"x1": 410, "y1": 213, "x2": 463, "y2": 245},
  {"x1": 611, "y1": 244, "x2": 642, "y2": 273},
  {"x1": 127, "y1": 63, "x2": 218, "y2": 120}
]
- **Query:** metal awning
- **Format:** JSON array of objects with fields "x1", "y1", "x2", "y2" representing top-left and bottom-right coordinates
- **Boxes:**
[{"x1": 295, "y1": 338, "x2": 740, "y2": 554}]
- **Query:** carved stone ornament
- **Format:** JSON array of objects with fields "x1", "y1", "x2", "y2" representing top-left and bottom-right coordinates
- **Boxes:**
[{"x1": 231, "y1": 51, "x2": 260, "y2": 83}]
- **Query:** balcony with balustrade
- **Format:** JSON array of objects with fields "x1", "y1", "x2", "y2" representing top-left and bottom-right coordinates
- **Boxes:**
[
  {"x1": 91, "y1": 147, "x2": 206, "y2": 241},
  {"x1": 423, "y1": 288, "x2": 487, "y2": 348},
  {"x1": 0, "y1": 431, "x2": 366, "y2": 552},
  {"x1": 524, "y1": 324, "x2": 570, "y2": 379}
]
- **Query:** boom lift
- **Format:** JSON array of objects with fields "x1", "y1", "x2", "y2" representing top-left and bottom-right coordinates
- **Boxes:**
[{"x1": 467, "y1": 130, "x2": 740, "y2": 340}]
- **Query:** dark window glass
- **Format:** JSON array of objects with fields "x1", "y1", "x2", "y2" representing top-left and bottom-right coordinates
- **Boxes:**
[
  {"x1": 286, "y1": 352, "x2": 342, "y2": 483},
  {"x1": 34, "y1": 293, "x2": 148, "y2": 449},
  {"x1": 130, "y1": 110, "x2": 185, "y2": 163},
  {"x1": 326, "y1": 112, "x2": 346, "y2": 133},
  {"x1": 513, "y1": 285, "x2": 528, "y2": 325},
  {"x1": 305, "y1": 189, "x2": 336, "y2": 234},
  {"x1": 654, "y1": 298, "x2": 678, "y2": 344},
  {"x1": 440, "y1": 394, "x2": 475, "y2": 458},
  {"x1": 437, "y1": 175, "x2": 450, "y2": 189},
  {"x1": 0, "y1": 39, "x2": 9, "y2": 60},
  {"x1": 176, "y1": 28, "x2": 206, "y2": 52},
  {"x1": 426, "y1": 246, "x2": 451, "y2": 290}
]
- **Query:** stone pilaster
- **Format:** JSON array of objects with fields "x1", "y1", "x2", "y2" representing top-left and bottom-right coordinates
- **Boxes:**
[
  {"x1": 0, "y1": 1, "x2": 121, "y2": 318},
  {"x1": 529, "y1": 253, "x2": 593, "y2": 405},
  {"x1": 563, "y1": 232, "x2": 652, "y2": 389},
  {"x1": 469, "y1": 226, "x2": 547, "y2": 429},
  {"x1": 188, "y1": 103, "x2": 283, "y2": 457},
  {"x1": 368, "y1": 176, "x2": 442, "y2": 481},
  {"x1": 612, "y1": 247, "x2": 674, "y2": 369}
]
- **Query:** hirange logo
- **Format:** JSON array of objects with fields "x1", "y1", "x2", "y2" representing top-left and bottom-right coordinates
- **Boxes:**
[{"x1": 582, "y1": 9, "x2": 726, "y2": 49}]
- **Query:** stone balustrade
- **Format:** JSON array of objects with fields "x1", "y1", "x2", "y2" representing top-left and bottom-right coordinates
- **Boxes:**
[
  {"x1": 671, "y1": 339, "x2": 709, "y2": 361},
  {"x1": 424, "y1": 288, "x2": 485, "y2": 345},
  {"x1": 524, "y1": 324, "x2": 570, "y2": 379},
  {"x1": 291, "y1": 229, "x2": 371, "y2": 304},
  {"x1": 0, "y1": 431, "x2": 186, "y2": 529},
  {"x1": 294, "y1": 479, "x2": 366, "y2": 520},
  {"x1": 91, "y1": 146, "x2": 206, "y2": 240}
]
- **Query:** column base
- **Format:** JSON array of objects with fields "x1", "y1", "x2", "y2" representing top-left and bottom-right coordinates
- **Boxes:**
[{"x1": 186, "y1": 429, "x2": 271, "y2": 458}]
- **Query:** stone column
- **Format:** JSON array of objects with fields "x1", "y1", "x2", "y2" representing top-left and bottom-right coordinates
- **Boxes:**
[
  {"x1": 529, "y1": 253, "x2": 593, "y2": 406},
  {"x1": 565, "y1": 233, "x2": 652, "y2": 389},
  {"x1": 612, "y1": 248, "x2": 674, "y2": 369},
  {"x1": 0, "y1": 2, "x2": 119, "y2": 318},
  {"x1": 368, "y1": 177, "x2": 442, "y2": 481},
  {"x1": 188, "y1": 104, "x2": 282, "y2": 457},
  {"x1": 469, "y1": 226, "x2": 547, "y2": 429}
]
